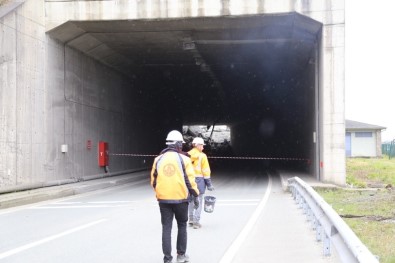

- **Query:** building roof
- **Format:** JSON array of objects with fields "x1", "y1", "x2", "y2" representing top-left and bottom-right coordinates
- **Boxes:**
[{"x1": 346, "y1": 120, "x2": 386, "y2": 130}]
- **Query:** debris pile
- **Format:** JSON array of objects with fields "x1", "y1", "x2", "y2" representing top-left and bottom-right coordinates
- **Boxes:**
[{"x1": 182, "y1": 125, "x2": 232, "y2": 156}]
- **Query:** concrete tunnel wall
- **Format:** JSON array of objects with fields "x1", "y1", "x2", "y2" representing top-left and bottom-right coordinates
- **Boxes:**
[
  {"x1": 60, "y1": 46, "x2": 155, "y2": 178},
  {"x1": 0, "y1": 0, "x2": 345, "y2": 192}
]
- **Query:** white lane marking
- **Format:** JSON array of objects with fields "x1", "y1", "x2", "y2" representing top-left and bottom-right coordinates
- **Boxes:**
[
  {"x1": 217, "y1": 199, "x2": 261, "y2": 202},
  {"x1": 148, "y1": 200, "x2": 260, "y2": 208},
  {"x1": 30, "y1": 203, "x2": 258, "y2": 209},
  {"x1": 217, "y1": 204, "x2": 258, "y2": 206},
  {"x1": 53, "y1": 202, "x2": 81, "y2": 205},
  {"x1": 51, "y1": 201, "x2": 139, "y2": 205},
  {"x1": 86, "y1": 201, "x2": 137, "y2": 204},
  {"x1": 0, "y1": 180, "x2": 147, "y2": 215},
  {"x1": 31, "y1": 200, "x2": 157, "y2": 209},
  {"x1": 29, "y1": 200, "x2": 157, "y2": 209},
  {"x1": 0, "y1": 219, "x2": 107, "y2": 260},
  {"x1": 219, "y1": 175, "x2": 272, "y2": 263},
  {"x1": 29, "y1": 205, "x2": 130, "y2": 209},
  {"x1": 54, "y1": 201, "x2": 144, "y2": 205}
]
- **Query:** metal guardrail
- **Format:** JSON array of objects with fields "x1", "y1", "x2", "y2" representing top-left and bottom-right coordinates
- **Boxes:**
[{"x1": 288, "y1": 177, "x2": 379, "y2": 263}]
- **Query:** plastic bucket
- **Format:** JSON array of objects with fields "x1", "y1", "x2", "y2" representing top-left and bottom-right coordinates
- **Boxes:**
[{"x1": 204, "y1": 196, "x2": 216, "y2": 213}]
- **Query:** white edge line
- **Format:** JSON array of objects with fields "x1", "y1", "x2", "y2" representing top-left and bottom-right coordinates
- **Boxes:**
[
  {"x1": 219, "y1": 175, "x2": 272, "y2": 263},
  {"x1": 0, "y1": 218, "x2": 107, "y2": 260}
]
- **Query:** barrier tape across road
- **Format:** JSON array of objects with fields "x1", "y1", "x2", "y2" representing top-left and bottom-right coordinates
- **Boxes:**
[{"x1": 110, "y1": 153, "x2": 309, "y2": 161}]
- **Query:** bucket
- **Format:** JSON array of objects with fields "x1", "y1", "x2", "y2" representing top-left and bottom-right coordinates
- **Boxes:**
[{"x1": 204, "y1": 196, "x2": 216, "y2": 213}]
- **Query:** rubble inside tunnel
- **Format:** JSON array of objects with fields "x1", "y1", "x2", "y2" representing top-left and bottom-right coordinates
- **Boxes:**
[{"x1": 182, "y1": 125, "x2": 232, "y2": 156}]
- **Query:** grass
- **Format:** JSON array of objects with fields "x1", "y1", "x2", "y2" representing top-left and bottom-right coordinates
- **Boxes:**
[
  {"x1": 316, "y1": 156, "x2": 395, "y2": 263},
  {"x1": 346, "y1": 156, "x2": 395, "y2": 188}
]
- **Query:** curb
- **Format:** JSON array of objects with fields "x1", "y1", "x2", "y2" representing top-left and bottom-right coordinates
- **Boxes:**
[{"x1": 0, "y1": 173, "x2": 148, "y2": 209}]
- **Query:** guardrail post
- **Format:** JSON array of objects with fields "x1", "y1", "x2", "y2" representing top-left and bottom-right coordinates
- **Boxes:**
[
  {"x1": 306, "y1": 206, "x2": 312, "y2": 222},
  {"x1": 323, "y1": 233, "x2": 331, "y2": 256},
  {"x1": 296, "y1": 191, "x2": 301, "y2": 206},
  {"x1": 299, "y1": 195, "x2": 304, "y2": 209},
  {"x1": 302, "y1": 198, "x2": 308, "y2": 216},
  {"x1": 311, "y1": 215, "x2": 317, "y2": 229},
  {"x1": 290, "y1": 185, "x2": 295, "y2": 197},
  {"x1": 316, "y1": 222, "x2": 322, "y2": 241}
]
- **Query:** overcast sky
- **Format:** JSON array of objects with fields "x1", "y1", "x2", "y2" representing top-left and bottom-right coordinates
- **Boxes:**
[{"x1": 345, "y1": 1, "x2": 395, "y2": 142}]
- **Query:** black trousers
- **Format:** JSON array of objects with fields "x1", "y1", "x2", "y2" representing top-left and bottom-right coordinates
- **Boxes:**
[{"x1": 159, "y1": 202, "x2": 188, "y2": 261}]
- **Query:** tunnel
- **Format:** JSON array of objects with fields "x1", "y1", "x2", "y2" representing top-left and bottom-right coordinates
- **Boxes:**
[{"x1": 48, "y1": 12, "x2": 322, "y2": 178}]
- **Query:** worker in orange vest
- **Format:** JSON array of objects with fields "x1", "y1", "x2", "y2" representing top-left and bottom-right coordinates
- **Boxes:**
[
  {"x1": 151, "y1": 130, "x2": 200, "y2": 263},
  {"x1": 188, "y1": 137, "x2": 214, "y2": 229}
]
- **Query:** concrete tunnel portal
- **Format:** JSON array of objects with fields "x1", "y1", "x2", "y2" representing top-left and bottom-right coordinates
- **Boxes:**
[{"x1": 48, "y1": 12, "x2": 322, "y2": 178}]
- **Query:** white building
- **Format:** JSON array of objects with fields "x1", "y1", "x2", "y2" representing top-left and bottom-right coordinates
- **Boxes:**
[{"x1": 345, "y1": 120, "x2": 386, "y2": 158}]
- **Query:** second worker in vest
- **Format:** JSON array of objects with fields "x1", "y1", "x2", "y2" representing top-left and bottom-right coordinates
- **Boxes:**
[{"x1": 188, "y1": 137, "x2": 215, "y2": 229}]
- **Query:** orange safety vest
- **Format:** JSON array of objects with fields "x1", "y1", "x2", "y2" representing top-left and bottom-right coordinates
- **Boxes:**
[
  {"x1": 151, "y1": 151, "x2": 199, "y2": 203},
  {"x1": 188, "y1": 148, "x2": 211, "y2": 179}
]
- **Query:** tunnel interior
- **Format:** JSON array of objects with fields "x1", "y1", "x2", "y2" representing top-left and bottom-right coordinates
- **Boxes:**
[{"x1": 48, "y1": 12, "x2": 322, "y2": 175}]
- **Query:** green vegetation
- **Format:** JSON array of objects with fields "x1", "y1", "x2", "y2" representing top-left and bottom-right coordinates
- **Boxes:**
[
  {"x1": 316, "y1": 156, "x2": 395, "y2": 263},
  {"x1": 346, "y1": 156, "x2": 395, "y2": 188}
]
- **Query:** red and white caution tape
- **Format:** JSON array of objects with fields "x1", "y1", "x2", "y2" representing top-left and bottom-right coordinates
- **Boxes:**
[
  {"x1": 110, "y1": 153, "x2": 157, "y2": 157},
  {"x1": 110, "y1": 153, "x2": 308, "y2": 161}
]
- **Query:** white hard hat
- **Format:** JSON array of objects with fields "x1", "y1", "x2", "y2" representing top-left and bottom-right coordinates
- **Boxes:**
[
  {"x1": 166, "y1": 130, "x2": 185, "y2": 145},
  {"x1": 192, "y1": 137, "x2": 205, "y2": 145}
]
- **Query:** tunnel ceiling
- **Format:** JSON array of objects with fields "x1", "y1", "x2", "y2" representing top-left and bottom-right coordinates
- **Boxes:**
[{"x1": 48, "y1": 12, "x2": 322, "y2": 126}]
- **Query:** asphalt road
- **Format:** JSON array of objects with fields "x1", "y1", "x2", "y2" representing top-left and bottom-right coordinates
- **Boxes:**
[{"x1": 0, "y1": 168, "x2": 270, "y2": 263}]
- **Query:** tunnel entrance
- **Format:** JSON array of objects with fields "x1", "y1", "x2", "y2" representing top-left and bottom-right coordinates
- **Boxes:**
[{"x1": 48, "y1": 12, "x2": 322, "y2": 178}]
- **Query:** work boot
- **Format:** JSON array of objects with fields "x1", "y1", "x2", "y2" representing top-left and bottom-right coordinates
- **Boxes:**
[
  {"x1": 164, "y1": 255, "x2": 173, "y2": 263},
  {"x1": 176, "y1": 254, "x2": 189, "y2": 262},
  {"x1": 193, "y1": 222, "x2": 201, "y2": 229}
]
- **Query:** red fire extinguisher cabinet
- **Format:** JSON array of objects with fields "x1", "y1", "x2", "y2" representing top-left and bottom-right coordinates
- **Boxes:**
[{"x1": 98, "y1": 141, "x2": 109, "y2": 167}]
